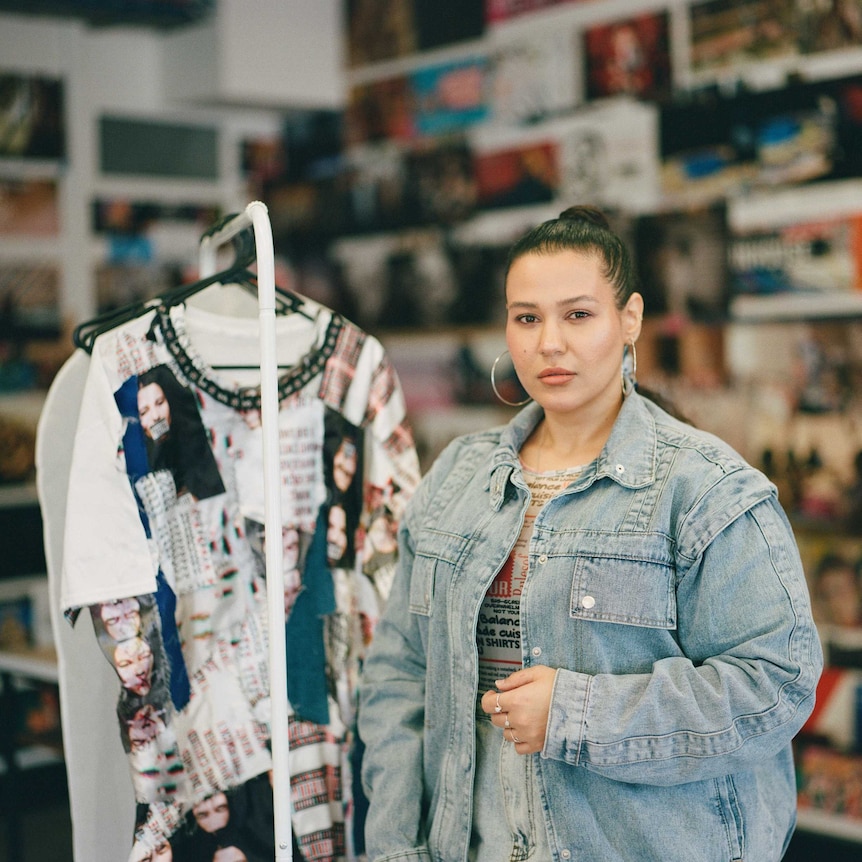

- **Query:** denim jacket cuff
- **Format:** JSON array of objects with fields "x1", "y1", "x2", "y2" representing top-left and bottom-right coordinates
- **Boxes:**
[{"x1": 542, "y1": 668, "x2": 591, "y2": 764}]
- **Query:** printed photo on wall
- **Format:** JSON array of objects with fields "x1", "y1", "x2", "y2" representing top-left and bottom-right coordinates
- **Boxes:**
[
  {"x1": 0, "y1": 263, "x2": 61, "y2": 339},
  {"x1": 0, "y1": 73, "x2": 65, "y2": 160},
  {"x1": 688, "y1": 0, "x2": 798, "y2": 75},
  {"x1": 346, "y1": 0, "x2": 417, "y2": 66},
  {"x1": 582, "y1": 11, "x2": 672, "y2": 103},
  {"x1": 0, "y1": 178, "x2": 60, "y2": 237},
  {"x1": 410, "y1": 57, "x2": 491, "y2": 138},
  {"x1": 489, "y1": 29, "x2": 580, "y2": 125},
  {"x1": 797, "y1": 0, "x2": 862, "y2": 54},
  {"x1": 346, "y1": 76, "x2": 417, "y2": 145},
  {"x1": 635, "y1": 205, "x2": 730, "y2": 322},
  {"x1": 728, "y1": 206, "x2": 862, "y2": 320},
  {"x1": 473, "y1": 140, "x2": 559, "y2": 210}
]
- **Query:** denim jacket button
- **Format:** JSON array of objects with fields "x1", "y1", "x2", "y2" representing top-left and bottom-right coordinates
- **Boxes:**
[
  {"x1": 531, "y1": 646, "x2": 542, "y2": 657},
  {"x1": 615, "y1": 463, "x2": 625, "y2": 474},
  {"x1": 581, "y1": 595, "x2": 596, "y2": 609},
  {"x1": 561, "y1": 850, "x2": 571, "y2": 859},
  {"x1": 538, "y1": 553, "x2": 548, "y2": 564}
]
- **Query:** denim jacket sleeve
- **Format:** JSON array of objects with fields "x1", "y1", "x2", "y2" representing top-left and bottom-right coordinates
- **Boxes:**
[
  {"x1": 543, "y1": 485, "x2": 823, "y2": 786},
  {"x1": 358, "y1": 461, "x2": 438, "y2": 862}
]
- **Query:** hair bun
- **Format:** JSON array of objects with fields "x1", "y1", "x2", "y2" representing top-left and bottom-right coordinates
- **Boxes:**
[{"x1": 558, "y1": 205, "x2": 610, "y2": 230}]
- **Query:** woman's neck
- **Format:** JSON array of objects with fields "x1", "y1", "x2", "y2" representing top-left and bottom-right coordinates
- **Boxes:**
[{"x1": 524, "y1": 398, "x2": 623, "y2": 471}]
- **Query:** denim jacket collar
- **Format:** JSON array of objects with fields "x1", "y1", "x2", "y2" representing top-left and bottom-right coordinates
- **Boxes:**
[{"x1": 488, "y1": 393, "x2": 657, "y2": 510}]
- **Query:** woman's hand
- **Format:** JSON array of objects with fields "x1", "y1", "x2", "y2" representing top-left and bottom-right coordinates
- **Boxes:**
[{"x1": 480, "y1": 665, "x2": 557, "y2": 755}]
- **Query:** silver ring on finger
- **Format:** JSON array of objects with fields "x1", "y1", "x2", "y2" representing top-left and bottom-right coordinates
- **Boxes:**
[
  {"x1": 511, "y1": 730, "x2": 521, "y2": 744},
  {"x1": 504, "y1": 716, "x2": 511, "y2": 729},
  {"x1": 494, "y1": 693, "x2": 503, "y2": 713}
]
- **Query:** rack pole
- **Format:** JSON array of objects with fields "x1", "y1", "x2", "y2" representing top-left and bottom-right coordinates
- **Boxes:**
[{"x1": 199, "y1": 200, "x2": 293, "y2": 862}]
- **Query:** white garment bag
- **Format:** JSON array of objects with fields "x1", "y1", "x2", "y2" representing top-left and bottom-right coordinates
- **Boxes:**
[{"x1": 36, "y1": 349, "x2": 136, "y2": 861}]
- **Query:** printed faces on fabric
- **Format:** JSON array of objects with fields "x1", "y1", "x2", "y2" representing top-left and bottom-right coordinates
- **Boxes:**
[{"x1": 63, "y1": 305, "x2": 420, "y2": 862}]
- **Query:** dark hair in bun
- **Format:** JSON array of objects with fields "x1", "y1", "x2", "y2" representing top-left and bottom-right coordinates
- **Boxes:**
[{"x1": 505, "y1": 204, "x2": 636, "y2": 309}]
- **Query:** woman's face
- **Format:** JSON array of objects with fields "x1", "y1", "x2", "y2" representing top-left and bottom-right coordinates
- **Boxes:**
[
  {"x1": 333, "y1": 438, "x2": 358, "y2": 492},
  {"x1": 100, "y1": 598, "x2": 141, "y2": 641},
  {"x1": 127, "y1": 704, "x2": 164, "y2": 752},
  {"x1": 114, "y1": 637, "x2": 154, "y2": 696},
  {"x1": 327, "y1": 505, "x2": 348, "y2": 562},
  {"x1": 138, "y1": 382, "x2": 171, "y2": 440},
  {"x1": 505, "y1": 250, "x2": 642, "y2": 422},
  {"x1": 193, "y1": 792, "x2": 230, "y2": 833}
]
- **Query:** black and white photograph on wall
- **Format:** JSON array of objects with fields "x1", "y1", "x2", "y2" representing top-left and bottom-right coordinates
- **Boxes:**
[
  {"x1": 489, "y1": 29, "x2": 579, "y2": 126},
  {"x1": 0, "y1": 72, "x2": 65, "y2": 160},
  {"x1": 635, "y1": 205, "x2": 730, "y2": 322}
]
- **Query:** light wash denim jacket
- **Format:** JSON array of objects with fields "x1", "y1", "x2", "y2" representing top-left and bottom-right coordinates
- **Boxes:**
[{"x1": 359, "y1": 393, "x2": 822, "y2": 862}]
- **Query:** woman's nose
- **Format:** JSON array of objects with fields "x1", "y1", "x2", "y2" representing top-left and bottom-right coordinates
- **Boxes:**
[{"x1": 538, "y1": 322, "x2": 563, "y2": 354}]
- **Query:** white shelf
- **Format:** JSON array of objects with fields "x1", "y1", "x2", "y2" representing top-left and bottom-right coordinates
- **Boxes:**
[{"x1": 796, "y1": 808, "x2": 862, "y2": 844}]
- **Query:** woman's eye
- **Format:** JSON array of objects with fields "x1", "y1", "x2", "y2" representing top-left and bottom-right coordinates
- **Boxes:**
[{"x1": 516, "y1": 314, "x2": 538, "y2": 324}]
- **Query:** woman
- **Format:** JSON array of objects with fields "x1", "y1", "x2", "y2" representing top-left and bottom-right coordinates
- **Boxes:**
[
  {"x1": 136, "y1": 364, "x2": 225, "y2": 501},
  {"x1": 358, "y1": 206, "x2": 822, "y2": 862}
]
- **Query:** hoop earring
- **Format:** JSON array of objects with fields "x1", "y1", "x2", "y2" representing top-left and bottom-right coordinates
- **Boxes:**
[
  {"x1": 622, "y1": 341, "x2": 638, "y2": 397},
  {"x1": 491, "y1": 351, "x2": 531, "y2": 407}
]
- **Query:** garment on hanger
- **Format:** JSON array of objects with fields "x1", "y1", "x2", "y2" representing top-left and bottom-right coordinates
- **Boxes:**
[
  {"x1": 60, "y1": 299, "x2": 421, "y2": 862},
  {"x1": 36, "y1": 349, "x2": 137, "y2": 862}
]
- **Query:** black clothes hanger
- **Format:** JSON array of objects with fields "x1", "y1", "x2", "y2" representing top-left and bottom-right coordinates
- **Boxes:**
[{"x1": 72, "y1": 215, "x2": 314, "y2": 354}]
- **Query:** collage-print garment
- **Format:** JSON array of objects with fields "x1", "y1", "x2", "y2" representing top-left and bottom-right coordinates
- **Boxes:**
[{"x1": 60, "y1": 303, "x2": 421, "y2": 862}]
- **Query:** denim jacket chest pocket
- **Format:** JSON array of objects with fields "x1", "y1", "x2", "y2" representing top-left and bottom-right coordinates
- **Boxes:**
[
  {"x1": 409, "y1": 527, "x2": 471, "y2": 617},
  {"x1": 565, "y1": 532, "x2": 677, "y2": 630}
]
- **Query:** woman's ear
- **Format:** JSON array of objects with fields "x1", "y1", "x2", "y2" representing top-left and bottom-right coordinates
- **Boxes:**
[{"x1": 623, "y1": 292, "x2": 644, "y2": 342}]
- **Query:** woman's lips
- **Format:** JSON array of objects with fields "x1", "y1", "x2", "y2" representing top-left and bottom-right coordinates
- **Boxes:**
[{"x1": 538, "y1": 367, "x2": 574, "y2": 384}]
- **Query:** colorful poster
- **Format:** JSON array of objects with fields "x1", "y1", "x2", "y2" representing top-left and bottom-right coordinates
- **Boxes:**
[
  {"x1": 729, "y1": 207, "x2": 862, "y2": 320},
  {"x1": 473, "y1": 141, "x2": 559, "y2": 209},
  {"x1": 346, "y1": 77, "x2": 416, "y2": 145},
  {"x1": 689, "y1": 0, "x2": 798, "y2": 74},
  {"x1": 797, "y1": 0, "x2": 862, "y2": 54},
  {"x1": 583, "y1": 12, "x2": 672, "y2": 102},
  {"x1": 411, "y1": 57, "x2": 490, "y2": 138}
]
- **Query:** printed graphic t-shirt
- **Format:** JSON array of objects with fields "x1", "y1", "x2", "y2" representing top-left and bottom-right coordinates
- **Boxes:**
[
  {"x1": 477, "y1": 465, "x2": 586, "y2": 702},
  {"x1": 61, "y1": 302, "x2": 420, "y2": 862}
]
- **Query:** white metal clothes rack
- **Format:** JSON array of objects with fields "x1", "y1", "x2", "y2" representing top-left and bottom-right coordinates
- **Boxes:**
[{"x1": 199, "y1": 200, "x2": 293, "y2": 862}]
